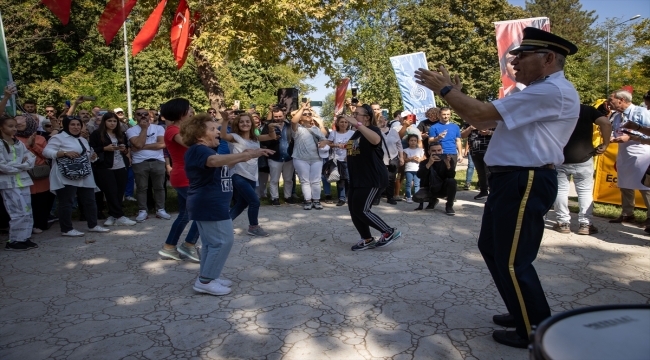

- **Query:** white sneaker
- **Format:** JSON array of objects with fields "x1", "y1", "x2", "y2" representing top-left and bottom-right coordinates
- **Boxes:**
[
  {"x1": 156, "y1": 209, "x2": 171, "y2": 220},
  {"x1": 88, "y1": 226, "x2": 110, "y2": 233},
  {"x1": 32, "y1": 227, "x2": 43, "y2": 234},
  {"x1": 103, "y1": 216, "x2": 116, "y2": 226},
  {"x1": 215, "y1": 278, "x2": 233, "y2": 287},
  {"x1": 115, "y1": 216, "x2": 136, "y2": 226},
  {"x1": 406, "y1": 197, "x2": 413, "y2": 203},
  {"x1": 125, "y1": 196, "x2": 137, "y2": 201},
  {"x1": 193, "y1": 278, "x2": 231, "y2": 296},
  {"x1": 62, "y1": 229, "x2": 85, "y2": 237},
  {"x1": 136, "y1": 210, "x2": 148, "y2": 222}
]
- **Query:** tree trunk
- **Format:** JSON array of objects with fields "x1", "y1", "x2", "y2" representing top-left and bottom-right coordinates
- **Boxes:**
[{"x1": 193, "y1": 49, "x2": 225, "y2": 110}]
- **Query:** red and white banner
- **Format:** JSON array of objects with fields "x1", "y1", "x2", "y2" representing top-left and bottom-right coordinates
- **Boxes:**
[
  {"x1": 334, "y1": 78, "x2": 349, "y2": 115},
  {"x1": 170, "y1": 0, "x2": 190, "y2": 69},
  {"x1": 494, "y1": 17, "x2": 550, "y2": 98}
]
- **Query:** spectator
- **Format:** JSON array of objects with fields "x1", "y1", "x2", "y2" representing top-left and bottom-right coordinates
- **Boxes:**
[
  {"x1": 89, "y1": 112, "x2": 136, "y2": 227},
  {"x1": 291, "y1": 102, "x2": 327, "y2": 210},
  {"x1": 345, "y1": 104, "x2": 401, "y2": 251},
  {"x1": 378, "y1": 115, "x2": 404, "y2": 205},
  {"x1": 0, "y1": 115, "x2": 37, "y2": 250},
  {"x1": 326, "y1": 115, "x2": 354, "y2": 206},
  {"x1": 461, "y1": 124, "x2": 493, "y2": 199},
  {"x1": 463, "y1": 138, "x2": 474, "y2": 190},
  {"x1": 182, "y1": 113, "x2": 272, "y2": 296},
  {"x1": 403, "y1": 134, "x2": 424, "y2": 203},
  {"x1": 22, "y1": 99, "x2": 46, "y2": 131},
  {"x1": 217, "y1": 109, "x2": 236, "y2": 155},
  {"x1": 429, "y1": 107, "x2": 463, "y2": 163},
  {"x1": 553, "y1": 104, "x2": 611, "y2": 235},
  {"x1": 418, "y1": 107, "x2": 440, "y2": 150},
  {"x1": 15, "y1": 115, "x2": 53, "y2": 234},
  {"x1": 221, "y1": 112, "x2": 277, "y2": 236},
  {"x1": 126, "y1": 108, "x2": 170, "y2": 222},
  {"x1": 43, "y1": 116, "x2": 110, "y2": 236},
  {"x1": 415, "y1": 142, "x2": 457, "y2": 214},
  {"x1": 260, "y1": 107, "x2": 295, "y2": 206},
  {"x1": 207, "y1": 108, "x2": 218, "y2": 121}
]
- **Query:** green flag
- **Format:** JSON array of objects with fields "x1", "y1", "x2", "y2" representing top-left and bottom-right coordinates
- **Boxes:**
[{"x1": 0, "y1": 11, "x2": 15, "y2": 116}]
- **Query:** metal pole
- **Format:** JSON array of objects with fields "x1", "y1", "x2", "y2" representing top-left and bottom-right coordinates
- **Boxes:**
[
  {"x1": 123, "y1": 18, "x2": 133, "y2": 121},
  {"x1": 606, "y1": 28, "x2": 610, "y2": 97}
]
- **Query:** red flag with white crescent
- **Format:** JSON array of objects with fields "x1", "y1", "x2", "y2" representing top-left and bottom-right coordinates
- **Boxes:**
[
  {"x1": 97, "y1": 0, "x2": 138, "y2": 45},
  {"x1": 170, "y1": 0, "x2": 190, "y2": 68},
  {"x1": 177, "y1": 12, "x2": 200, "y2": 69},
  {"x1": 334, "y1": 78, "x2": 350, "y2": 115},
  {"x1": 40, "y1": 0, "x2": 73, "y2": 25},
  {"x1": 132, "y1": 0, "x2": 167, "y2": 56}
]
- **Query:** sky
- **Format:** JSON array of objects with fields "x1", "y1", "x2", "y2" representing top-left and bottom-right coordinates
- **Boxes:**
[{"x1": 303, "y1": 0, "x2": 650, "y2": 106}]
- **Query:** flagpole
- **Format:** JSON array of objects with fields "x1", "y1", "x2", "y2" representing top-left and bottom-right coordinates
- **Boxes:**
[{"x1": 122, "y1": 1, "x2": 133, "y2": 121}]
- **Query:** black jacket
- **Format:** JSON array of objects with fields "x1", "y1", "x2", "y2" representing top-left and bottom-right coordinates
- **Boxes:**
[
  {"x1": 260, "y1": 120, "x2": 294, "y2": 162},
  {"x1": 417, "y1": 156, "x2": 456, "y2": 192},
  {"x1": 89, "y1": 129, "x2": 130, "y2": 169}
]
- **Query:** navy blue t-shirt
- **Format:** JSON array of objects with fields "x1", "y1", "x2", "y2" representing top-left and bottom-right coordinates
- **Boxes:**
[
  {"x1": 429, "y1": 122, "x2": 461, "y2": 154},
  {"x1": 185, "y1": 144, "x2": 233, "y2": 221}
]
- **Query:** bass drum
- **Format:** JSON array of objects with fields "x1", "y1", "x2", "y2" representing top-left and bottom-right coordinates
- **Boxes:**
[{"x1": 530, "y1": 304, "x2": 650, "y2": 360}]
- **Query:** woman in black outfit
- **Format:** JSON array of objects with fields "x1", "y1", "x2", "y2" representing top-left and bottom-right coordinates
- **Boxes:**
[
  {"x1": 89, "y1": 112, "x2": 136, "y2": 226},
  {"x1": 346, "y1": 104, "x2": 401, "y2": 251}
]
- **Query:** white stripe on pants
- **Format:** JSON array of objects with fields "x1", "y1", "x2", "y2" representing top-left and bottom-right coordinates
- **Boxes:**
[
  {"x1": 269, "y1": 159, "x2": 294, "y2": 200},
  {"x1": 293, "y1": 158, "x2": 323, "y2": 201},
  {"x1": 1, "y1": 187, "x2": 33, "y2": 242}
]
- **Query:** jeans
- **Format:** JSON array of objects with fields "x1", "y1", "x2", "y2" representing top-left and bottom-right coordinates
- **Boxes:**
[
  {"x1": 197, "y1": 219, "x2": 234, "y2": 280},
  {"x1": 322, "y1": 158, "x2": 332, "y2": 196},
  {"x1": 56, "y1": 185, "x2": 97, "y2": 232},
  {"x1": 321, "y1": 159, "x2": 349, "y2": 200},
  {"x1": 293, "y1": 158, "x2": 322, "y2": 201},
  {"x1": 268, "y1": 159, "x2": 294, "y2": 200},
  {"x1": 93, "y1": 167, "x2": 127, "y2": 218},
  {"x1": 466, "y1": 154, "x2": 475, "y2": 183},
  {"x1": 554, "y1": 158, "x2": 595, "y2": 225},
  {"x1": 165, "y1": 186, "x2": 199, "y2": 246},
  {"x1": 230, "y1": 174, "x2": 260, "y2": 226},
  {"x1": 132, "y1": 160, "x2": 166, "y2": 211},
  {"x1": 404, "y1": 171, "x2": 420, "y2": 198},
  {"x1": 125, "y1": 166, "x2": 134, "y2": 197}
]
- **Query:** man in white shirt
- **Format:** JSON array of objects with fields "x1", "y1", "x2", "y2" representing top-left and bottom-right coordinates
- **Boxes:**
[
  {"x1": 126, "y1": 108, "x2": 170, "y2": 222},
  {"x1": 23, "y1": 99, "x2": 46, "y2": 131}
]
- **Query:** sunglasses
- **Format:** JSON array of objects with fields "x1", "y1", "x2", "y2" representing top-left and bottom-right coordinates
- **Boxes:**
[
  {"x1": 135, "y1": 112, "x2": 149, "y2": 116},
  {"x1": 44, "y1": 124, "x2": 52, "y2": 128},
  {"x1": 352, "y1": 112, "x2": 368, "y2": 116},
  {"x1": 302, "y1": 113, "x2": 312, "y2": 116},
  {"x1": 208, "y1": 111, "x2": 217, "y2": 114},
  {"x1": 46, "y1": 110, "x2": 56, "y2": 113}
]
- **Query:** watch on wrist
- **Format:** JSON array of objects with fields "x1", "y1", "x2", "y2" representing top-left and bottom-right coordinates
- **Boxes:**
[{"x1": 440, "y1": 85, "x2": 454, "y2": 98}]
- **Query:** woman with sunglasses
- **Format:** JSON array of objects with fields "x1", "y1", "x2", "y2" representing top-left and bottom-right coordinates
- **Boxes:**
[
  {"x1": 291, "y1": 103, "x2": 328, "y2": 210},
  {"x1": 344, "y1": 104, "x2": 401, "y2": 251}
]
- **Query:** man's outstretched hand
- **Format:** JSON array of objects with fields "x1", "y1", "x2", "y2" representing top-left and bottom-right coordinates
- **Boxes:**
[{"x1": 414, "y1": 66, "x2": 462, "y2": 95}]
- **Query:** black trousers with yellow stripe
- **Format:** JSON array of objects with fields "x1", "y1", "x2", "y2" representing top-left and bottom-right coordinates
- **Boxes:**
[{"x1": 478, "y1": 169, "x2": 557, "y2": 339}]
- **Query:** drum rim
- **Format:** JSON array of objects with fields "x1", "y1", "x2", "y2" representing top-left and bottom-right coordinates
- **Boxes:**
[{"x1": 531, "y1": 304, "x2": 650, "y2": 360}]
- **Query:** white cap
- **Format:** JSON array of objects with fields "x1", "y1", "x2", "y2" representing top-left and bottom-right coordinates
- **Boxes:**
[
  {"x1": 113, "y1": 107, "x2": 124, "y2": 113},
  {"x1": 400, "y1": 110, "x2": 412, "y2": 118}
]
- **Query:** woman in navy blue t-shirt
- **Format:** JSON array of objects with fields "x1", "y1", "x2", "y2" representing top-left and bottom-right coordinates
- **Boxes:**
[{"x1": 181, "y1": 114, "x2": 273, "y2": 296}]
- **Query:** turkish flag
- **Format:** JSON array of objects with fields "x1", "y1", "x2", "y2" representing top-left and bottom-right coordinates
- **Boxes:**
[
  {"x1": 97, "y1": 0, "x2": 138, "y2": 46},
  {"x1": 334, "y1": 78, "x2": 350, "y2": 115},
  {"x1": 41, "y1": 0, "x2": 73, "y2": 25},
  {"x1": 176, "y1": 12, "x2": 200, "y2": 69},
  {"x1": 170, "y1": 0, "x2": 190, "y2": 69},
  {"x1": 132, "y1": 0, "x2": 167, "y2": 56}
]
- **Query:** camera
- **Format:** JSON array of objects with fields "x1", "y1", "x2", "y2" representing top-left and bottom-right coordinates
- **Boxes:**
[{"x1": 234, "y1": 110, "x2": 246, "y2": 115}]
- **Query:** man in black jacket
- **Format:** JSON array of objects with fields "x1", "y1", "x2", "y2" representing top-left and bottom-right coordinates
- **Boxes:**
[
  {"x1": 415, "y1": 142, "x2": 457, "y2": 215},
  {"x1": 260, "y1": 108, "x2": 295, "y2": 206}
]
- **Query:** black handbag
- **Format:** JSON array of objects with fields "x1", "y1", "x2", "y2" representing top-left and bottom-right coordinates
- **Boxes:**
[
  {"x1": 57, "y1": 139, "x2": 92, "y2": 180},
  {"x1": 413, "y1": 188, "x2": 432, "y2": 203},
  {"x1": 28, "y1": 164, "x2": 51, "y2": 180}
]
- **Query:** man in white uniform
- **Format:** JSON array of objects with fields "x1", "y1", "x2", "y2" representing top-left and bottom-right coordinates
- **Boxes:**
[
  {"x1": 608, "y1": 90, "x2": 650, "y2": 225},
  {"x1": 415, "y1": 27, "x2": 579, "y2": 348}
]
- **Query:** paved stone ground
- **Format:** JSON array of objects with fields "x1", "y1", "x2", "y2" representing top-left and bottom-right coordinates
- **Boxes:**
[{"x1": 1, "y1": 190, "x2": 649, "y2": 360}]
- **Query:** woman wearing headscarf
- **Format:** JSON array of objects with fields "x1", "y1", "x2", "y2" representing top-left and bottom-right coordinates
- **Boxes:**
[
  {"x1": 15, "y1": 114, "x2": 53, "y2": 233},
  {"x1": 43, "y1": 116, "x2": 110, "y2": 237}
]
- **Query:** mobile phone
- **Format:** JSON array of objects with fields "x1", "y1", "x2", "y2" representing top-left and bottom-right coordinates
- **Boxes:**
[
  {"x1": 98, "y1": 110, "x2": 107, "y2": 115},
  {"x1": 82, "y1": 96, "x2": 96, "y2": 101},
  {"x1": 382, "y1": 109, "x2": 388, "y2": 118},
  {"x1": 302, "y1": 97, "x2": 307, "y2": 104},
  {"x1": 351, "y1": 87, "x2": 358, "y2": 97},
  {"x1": 250, "y1": 104, "x2": 256, "y2": 109},
  {"x1": 65, "y1": 100, "x2": 71, "y2": 107},
  {"x1": 620, "y1": 129, "x2": 637, "y2": 136},
  {"x1": 309, "y1": 101, "x2": 323, "y2": 107},
  {"x1": 234, "y1": 100, "x2": 240, "y2": 109}
]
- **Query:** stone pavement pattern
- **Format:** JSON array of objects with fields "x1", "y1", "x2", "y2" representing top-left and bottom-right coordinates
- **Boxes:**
[{"x1": 1, "y1": 190, "x2": 649, "y2": 360}]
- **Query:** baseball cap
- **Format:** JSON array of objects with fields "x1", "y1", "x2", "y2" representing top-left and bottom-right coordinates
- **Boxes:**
[
  {"x1": 400, "y1": 110, "x2": 412, "y2": 118},
  {"x1": 113, "y1": 107, "x2": 124, "y2": 113}
]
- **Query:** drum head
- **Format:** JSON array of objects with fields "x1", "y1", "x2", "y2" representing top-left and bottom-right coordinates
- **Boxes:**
[{"x1": 541, "y1": 308, "x2": 650, "y2": 360}]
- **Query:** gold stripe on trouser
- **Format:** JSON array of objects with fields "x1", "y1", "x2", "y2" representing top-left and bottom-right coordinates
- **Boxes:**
[{"x1": 508, "y1": 170, "x2": 534, "y2": 336}]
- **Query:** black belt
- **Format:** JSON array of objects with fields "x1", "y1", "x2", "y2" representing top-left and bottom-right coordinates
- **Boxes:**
[
  {"x1": 143, "y1": 159, "x2": 160, "y2": 162},
  {"x1": 488, "y1": 164, "x2": 555, "y2": 173}
]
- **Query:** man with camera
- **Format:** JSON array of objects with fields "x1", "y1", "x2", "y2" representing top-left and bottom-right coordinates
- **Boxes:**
[
  {"x1": 415, "y1": 142, "x2": 457, "y2": 214},
  {"x1": 261, "y1": 106, "x2": 295, "y2": 206}
]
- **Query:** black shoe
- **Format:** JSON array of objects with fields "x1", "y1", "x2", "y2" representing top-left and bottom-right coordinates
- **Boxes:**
[
  {"x1": 271, "y1": 198, "x2": 281, "y2": 206},
  {"x1": 351, "y1": 238, "x2": 377, "y2": 251},
  {"x1": 474, "y1": 192, "x2": 488, "y2": 200},
  {"x1": 285, "y1": 197, "x2": 295, "y2": 204},
  {"x1": 445, "y1": 204, "x2": 455, "y2": 216},
  {"x1": 24, "y1": 239, "x2": 39, "y2": 249},
  {"x1": 372, "y1": 198, "x2": 380, "y2": 206},
  {"x1": 493, "y1": 313, "x2": 516, "y2": 327},
  {"x1": 324, "y1": 195, "x2": 332, "y2": 204},
  {"x1": 426, "y1": 199, "x2": 439, "y2": 210},
  {"x1": 414, "y1": 204, "x2": 423, "y2": 211},
  {"x1": 387, "y1": 198, "x2": 397, "y2": 205},
  {"x1": 5, "y1": 241, "x2": 33, "y2": 251},
  {"x1": 492, "y1": 330, "x2": 528, "y2": 349},
  {"x1": 47, "y1": 215, "x2": 59, "y2": 224},
  {"x1": 336, "y1": 199, "x2": 346, "y2": 206}
]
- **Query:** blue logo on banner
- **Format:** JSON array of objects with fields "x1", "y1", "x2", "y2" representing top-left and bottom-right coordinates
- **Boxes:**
[{"x1": 390, "y1": 52, "x2": 436, "y2": 122}]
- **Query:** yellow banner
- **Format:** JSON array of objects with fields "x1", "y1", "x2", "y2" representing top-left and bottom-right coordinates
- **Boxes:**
[{"x1": 593, "y1": 143, "x2": 647, "y2": 208}]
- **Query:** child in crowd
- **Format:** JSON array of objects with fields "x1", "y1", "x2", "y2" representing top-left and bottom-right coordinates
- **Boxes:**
[
  {"x1": 402, "y1": 134, "x2": 424, "y2": 203},
  {"x1": 0, "y1": 115, "x2": 37, "y2": 250}
]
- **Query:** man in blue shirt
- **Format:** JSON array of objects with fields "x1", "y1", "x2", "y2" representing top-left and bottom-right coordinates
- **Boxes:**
[
  {"x1": 428, "y1": 107, "x2": 463, "y2": 163},
  {"x1": 217, "y1": 109, "x2": 236, "y2": 155}
]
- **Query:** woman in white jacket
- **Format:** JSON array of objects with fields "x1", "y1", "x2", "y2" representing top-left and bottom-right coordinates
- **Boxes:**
[
  {"x1": 0, "y1": 115, "x2": 37, "y2": 251},
  {"x1": 43, "y1": 116, "x2": 110, "y2": 237},
  {"x1": 378, "y1": 115, "x2": 404, "y2": 205}
]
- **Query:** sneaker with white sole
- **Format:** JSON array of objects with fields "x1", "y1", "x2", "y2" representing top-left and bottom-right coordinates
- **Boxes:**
[
  {"x1": 62, "y1": 229, "x2": 85, "y2": 237},
  {"x1": 115, "y1": 216, "x2": 136, "y2": 226},
  {"x1": 158, "y1": 246, "x2": 182, "y2": 260},
  {"x1": 193, "y1": 278, "x2": 231, "y2": 296},
  {"x1": 177, "y1": 243, "x2": 200, "y2": 262},
  {"x1": 88, "y1": 226, "x2": 110, "y2": 233},
  {"x1": 103, "y1": 216, "x2": 116, "y2": 226},
  {"x1": 312, "y1": 201, "x2": 323, "y2": 210},
  {"x1": 375, "y1": 229, "x2": 402, "y2": 248},
  {"x1": 32, "y1": 227, "x2": 43, "y2": 234},
  {"x1": 215, "y1": 278, "x2": 233, "y2": 287},
  {"x1": 303, "y1": 201, "x2": 313, "y2": 210},
  {"x1": 351, "y1": 238, "x2": 377, "y2": 251},
  {"x1": 125, "y1": 196, "x2": 137, "y2": 202},
  {"x1": 156, "y1": 209, "x2": 171, "y2": 220},
  {"x1": 406, "y1": 197, "x2": 413, "y2": 203},
  {"x1": 247, "y1": 226, "x2": 270, "y2": 237},
  {"x1": 136, "y1": 210, "x2": 148, "y2": 222}
]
